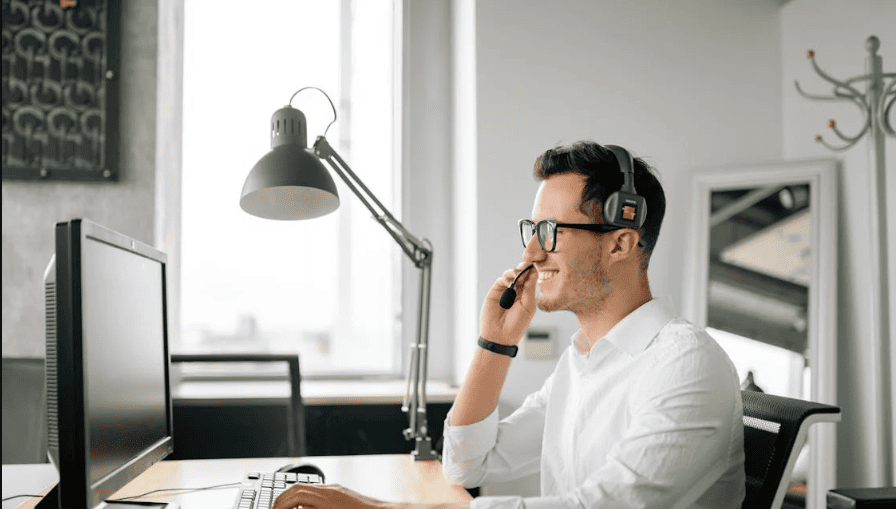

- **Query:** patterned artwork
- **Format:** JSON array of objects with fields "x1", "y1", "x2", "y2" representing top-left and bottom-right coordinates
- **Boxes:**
[{"x1": 2, "y1": 0, "x2": 119, "y2": 180}]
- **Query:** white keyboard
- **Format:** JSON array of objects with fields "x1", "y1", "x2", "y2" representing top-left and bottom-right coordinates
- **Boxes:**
[{"x1": 232, "y1": 471, "x2": 324, "y2": 509}]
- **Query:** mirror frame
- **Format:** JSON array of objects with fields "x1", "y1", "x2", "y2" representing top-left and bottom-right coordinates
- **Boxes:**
[{"x1": 682, "y1": 158, "x2": 839, "y2": 509}]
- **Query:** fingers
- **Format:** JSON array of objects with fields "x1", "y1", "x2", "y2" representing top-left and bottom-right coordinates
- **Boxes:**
[
  {"x1": 498, "y1": 263, "x2": 533, "y2": 288},
  {"x1": 488, "y1": 269, "x2": 518, "y2": 296},
  {"x1": 511, "y1": 265, "x2": 535, "y2": 292},
  {"x1": 481, "y1": 262, "x2": 539, "y2": 343},
  {"x1": 486, "y1": 264, "x2": 535, "y2": 309},
  {"x1": 515, "y1": 264, "x2": 535, "y2": 284},
  {"x1": 513, "y1": 269, "x2": 536, "y2": 310},
  {"x1": 513, "y1": 260, "x2": 532, "y2": 276},
  {"x1": 272, "y1": 485, "x2": 328, "y2": 509},
  {"x1": 273, "y1": 484, "x2": 377, "y2": 509}
]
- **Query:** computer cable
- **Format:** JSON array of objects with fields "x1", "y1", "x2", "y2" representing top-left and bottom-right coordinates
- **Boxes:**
[
  {"x1": 3, "y1": 482, "x2": 242, "y2": 504},
  {"x1": 107, "y1": 481, "x2": 242, "y2": 502},
  {"x1": 2, "y1": 494, "x2": 46, "y2": 502}
]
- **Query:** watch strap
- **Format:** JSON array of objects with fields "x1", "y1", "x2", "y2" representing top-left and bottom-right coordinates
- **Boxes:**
[{"x1": 477, "y1": 336, "x2": 518, "y2": 358}]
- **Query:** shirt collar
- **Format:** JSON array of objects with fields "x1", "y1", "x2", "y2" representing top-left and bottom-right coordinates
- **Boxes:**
[
  {"x1": 605, "y1": 296, "x2": 677, "y2": 356},
  {"x1": 571, "y1": 297, "x2": 677, "y2": 359}
]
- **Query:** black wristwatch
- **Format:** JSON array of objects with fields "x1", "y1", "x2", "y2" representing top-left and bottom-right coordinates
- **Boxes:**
[{"x1": 477, "y1": 336, "x2": 518, "y2": 358}]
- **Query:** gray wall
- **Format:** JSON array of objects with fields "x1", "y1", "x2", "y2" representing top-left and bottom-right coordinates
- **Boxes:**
[{"x1": 2, "y1": 1, "x2": 166, "y2": 357}]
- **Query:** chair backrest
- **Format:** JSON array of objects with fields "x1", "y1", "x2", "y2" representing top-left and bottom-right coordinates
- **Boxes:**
[
  {"x1": 2, "y1": 357, "x2": 49, "y2": 464},
  {"x1": 170, "y1": 354, "x2": 306, "y2": 457},
  {"x1": 741, "y1": 390, "x2": 840, "y2": 509}
]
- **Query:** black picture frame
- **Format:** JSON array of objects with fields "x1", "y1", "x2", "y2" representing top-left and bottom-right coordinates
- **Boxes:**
[{"x1": 2, "y1": 0, "x2": 121, "y2": 181}]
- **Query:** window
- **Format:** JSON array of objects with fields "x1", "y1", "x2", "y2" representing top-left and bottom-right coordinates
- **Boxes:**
[{"x1": 180, "y1": 0, "x2": 401, "y2": 376}]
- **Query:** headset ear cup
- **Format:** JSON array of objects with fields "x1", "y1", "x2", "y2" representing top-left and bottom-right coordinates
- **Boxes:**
[
  {"x1": 604, "y1": 191, "x2": 647, "y2": 229},
  {"x1": 604, "y1": 144, "x2": 649, "y2": 246},
  {"x1": 603, "y1": 192, "x2": 619, "y2": 224}
]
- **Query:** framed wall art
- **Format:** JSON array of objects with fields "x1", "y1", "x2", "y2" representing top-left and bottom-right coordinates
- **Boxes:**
[{"x1": 2, "y1": 0, "x2": 120, "y2": 181}]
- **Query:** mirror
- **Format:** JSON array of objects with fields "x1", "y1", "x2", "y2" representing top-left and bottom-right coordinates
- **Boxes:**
[{"x1": 682, "y1": 159, "x2": 839, "y2": 509}]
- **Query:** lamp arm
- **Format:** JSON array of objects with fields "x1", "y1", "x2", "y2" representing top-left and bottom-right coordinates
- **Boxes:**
[
  {"x1": 313, "y1": 135, "x2": 439, "y2": 461},
  {"x1": 314, "y1": 136, "x2": 431, "y2": 265}
]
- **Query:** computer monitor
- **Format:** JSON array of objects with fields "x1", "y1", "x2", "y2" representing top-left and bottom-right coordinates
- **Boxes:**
[{"x1": 41, "y1": 219, "x2": 175, "y2": 508}]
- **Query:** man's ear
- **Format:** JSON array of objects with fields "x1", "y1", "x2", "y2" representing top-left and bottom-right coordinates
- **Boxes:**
[{"x1": 608, "y1": 229, "x2": 640, "y2": 261}]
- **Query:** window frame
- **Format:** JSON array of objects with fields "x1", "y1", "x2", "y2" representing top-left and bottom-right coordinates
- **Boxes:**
[{"x1": 171, "y1": 0, "x2": 407, "y2": 380}]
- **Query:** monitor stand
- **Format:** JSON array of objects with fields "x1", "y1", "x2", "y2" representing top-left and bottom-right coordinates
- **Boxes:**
[{"x1": 35, "y1": 485, "x2": 179, "y2": 508}]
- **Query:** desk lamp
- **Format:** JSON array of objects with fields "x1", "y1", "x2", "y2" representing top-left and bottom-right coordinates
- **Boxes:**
[{"x1": 240, "y1": 87, "x2": 439, "y2": 461}]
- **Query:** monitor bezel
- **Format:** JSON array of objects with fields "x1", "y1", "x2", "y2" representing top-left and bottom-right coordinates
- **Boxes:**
[{"x1": 53, "y1": 218, "x2": 175, "y2": 508}]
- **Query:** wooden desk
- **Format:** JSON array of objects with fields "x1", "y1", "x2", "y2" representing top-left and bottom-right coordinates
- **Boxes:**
[{"x1": 12, "y1": 455, "x2": 472, "y2": 508}]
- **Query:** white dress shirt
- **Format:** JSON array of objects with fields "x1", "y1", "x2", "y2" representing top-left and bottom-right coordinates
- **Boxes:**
[{"x1": 442, "y1": 297, "x2": 745, "y2": 509}]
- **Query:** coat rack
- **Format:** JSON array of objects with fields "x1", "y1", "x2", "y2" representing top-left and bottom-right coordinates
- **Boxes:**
[
  {"x1": 795, "y1": 35, "x2": 895, "y2": 486},
  {"x1": 795, "y1": 35, "x2": 895, "y2": 149}
]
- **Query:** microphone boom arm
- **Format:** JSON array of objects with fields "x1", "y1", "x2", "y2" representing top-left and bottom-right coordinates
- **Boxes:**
[{"x1": 313, "y1": 135, "x2": 439, "y2": 461}]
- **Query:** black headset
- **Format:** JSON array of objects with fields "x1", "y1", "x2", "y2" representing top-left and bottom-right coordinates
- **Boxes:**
[{"x1": 603, "y1": 145, "x2": 647, "y2": 247}]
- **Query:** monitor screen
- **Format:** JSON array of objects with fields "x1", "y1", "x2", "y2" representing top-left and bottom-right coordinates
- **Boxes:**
[
  {"x1": 81, "y1": 235, "x2": 170, "y2": 484},
  {"x1": 44, "y1": 219, "x2": 174, "y2": 508}
]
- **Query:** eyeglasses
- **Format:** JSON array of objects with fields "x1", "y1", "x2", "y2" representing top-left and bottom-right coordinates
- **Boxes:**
[{"x1": 519, "y1": 219, "x2": 626, "y2": 252}]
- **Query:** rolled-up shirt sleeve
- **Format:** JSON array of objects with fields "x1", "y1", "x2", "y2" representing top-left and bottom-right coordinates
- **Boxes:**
[{"x1": 442, "y1": 372, "x2": 554, "y2": 490}]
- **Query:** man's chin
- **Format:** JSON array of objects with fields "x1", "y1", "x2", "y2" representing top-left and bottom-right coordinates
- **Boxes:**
[
  {"x1": 537, "y1": 290, "x2": 581, "y2": 314},
  {"x1": 536, "y1": 295, "x2": 564, "y2": 313}
]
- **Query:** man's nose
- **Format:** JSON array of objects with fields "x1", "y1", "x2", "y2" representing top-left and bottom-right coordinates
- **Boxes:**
[{"x1": 523, "y1": 234, "x2": 546, "y2": 264}]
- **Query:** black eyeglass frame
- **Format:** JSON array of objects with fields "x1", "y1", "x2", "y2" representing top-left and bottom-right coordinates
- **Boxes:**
[{"x1": 519, "y1": 219, "x2": 627, "y2": 252}]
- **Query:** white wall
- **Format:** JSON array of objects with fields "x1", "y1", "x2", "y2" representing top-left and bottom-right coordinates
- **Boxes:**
[
  {"x1": 452, "y1": 0, "x2": 784, "y2": 496},
  {"x1": 781, "y1": 0, "x2": 896, "y2": 489}
]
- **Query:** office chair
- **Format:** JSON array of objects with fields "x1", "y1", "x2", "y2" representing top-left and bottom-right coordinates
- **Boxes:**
[
  {"x1": 741, "y1": 390, "x2": 841, "y2": 509},
  {"x1": 169, "y1": 354, "x2": 306, "y2": 459},
  {"x1": 2, "y1": 357, "x2": 49, "y2": 464}
]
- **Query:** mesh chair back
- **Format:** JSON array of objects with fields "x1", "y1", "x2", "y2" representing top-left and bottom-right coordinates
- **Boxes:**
[{"x1": 741, "y1": 390, "x2": 840, "y2": 509}]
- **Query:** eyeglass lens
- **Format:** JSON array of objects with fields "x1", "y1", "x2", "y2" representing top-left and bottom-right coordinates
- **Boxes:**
[{"x1": 520, "y1": 220, "x2": 556, "y2": 251}]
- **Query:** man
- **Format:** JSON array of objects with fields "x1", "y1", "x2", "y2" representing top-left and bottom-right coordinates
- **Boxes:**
[{"x1": 273, "y1": 141, "x2": 745, "y2": 509}]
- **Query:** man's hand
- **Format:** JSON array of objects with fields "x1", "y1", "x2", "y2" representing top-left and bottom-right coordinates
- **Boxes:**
[
  {"x1": 271, "y1": 484, "x2": 470, "y2": 509},
  {"x1": 272, "y1": 483, "x2": 385, "y2": 509},
  {"x1": 480, "y1": 261, "x2": 538, "y2": 346}
]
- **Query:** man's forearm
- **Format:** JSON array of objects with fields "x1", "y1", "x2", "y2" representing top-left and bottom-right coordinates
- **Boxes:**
[{"x1": 449, "y1": 345, "x2": 513, "y2": 426}]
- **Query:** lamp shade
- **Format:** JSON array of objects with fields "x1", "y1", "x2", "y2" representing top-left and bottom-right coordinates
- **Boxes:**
[{"x1": 240, "y1": 106, "x2": 340, "y2": 220}]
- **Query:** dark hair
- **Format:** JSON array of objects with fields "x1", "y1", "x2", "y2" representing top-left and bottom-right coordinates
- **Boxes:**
[{"x1": 533, "y1": 141, "x2": 666, "y2": 265}]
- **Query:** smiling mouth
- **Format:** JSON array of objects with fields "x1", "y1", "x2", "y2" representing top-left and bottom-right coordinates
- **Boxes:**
[{"x1": 538, "y1": 270, "x2": 559, "y2": 282}]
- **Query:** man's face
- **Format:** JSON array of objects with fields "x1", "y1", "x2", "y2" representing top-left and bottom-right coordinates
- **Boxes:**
[{"x1": 526, "y1": 173, "x2": 611, "y2": 315}]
